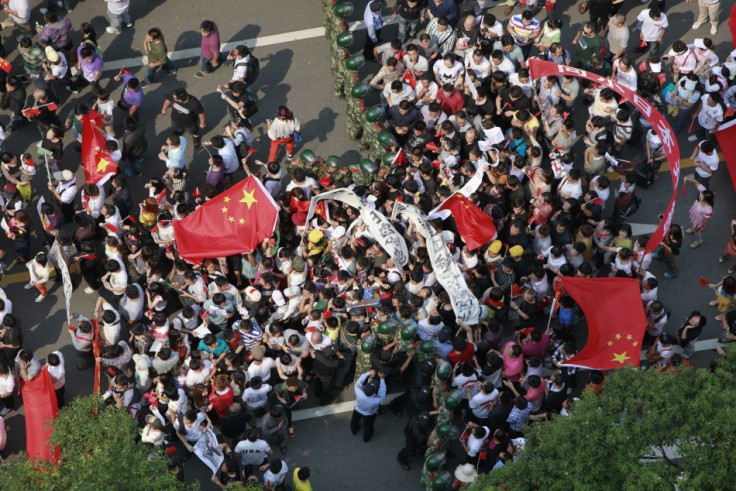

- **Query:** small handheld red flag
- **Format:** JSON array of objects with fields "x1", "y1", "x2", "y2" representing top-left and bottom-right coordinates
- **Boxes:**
[
  {"x1": 681, "y1": 183, "x2": 687, "y2": 195},
  {"x1": 0, "y1": 57, "x2": 11, "y2": 73},
  {"x1": 46, "y1": 102, "x2": 58, "y2": 112},
  {"x1": 699, "y1": 277, "x2": 710, "y2": 287},
  {"x1": 191, "y1": 187, "x2": 201, "y2": 198}
]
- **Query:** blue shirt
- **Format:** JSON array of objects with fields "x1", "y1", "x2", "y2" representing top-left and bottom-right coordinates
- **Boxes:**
[
  {"x1": 506, "y1": 401, "x2": 532, "y2": 432},
  {"x1": 354, "y1": 372, "x2": 387, "y2": 415},
  {"x1": 197, "y1": 338, "x2": 229, "y2": 357}
]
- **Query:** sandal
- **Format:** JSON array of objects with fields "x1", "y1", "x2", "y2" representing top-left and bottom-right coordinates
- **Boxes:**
[
  {"x1": 720, "y1": 254, "x2": 729, "y2": 263},
  {"x1": 729, "y1": 264, "x2": 736, "y2": 274},
  {"x1": 690, "y1": 241, "x2": 702, "y2": 248}
]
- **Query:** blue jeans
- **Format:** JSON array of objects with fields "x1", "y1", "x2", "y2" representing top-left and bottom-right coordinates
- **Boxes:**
[
  {"x1": 398, "y1": 17, "x2": 419, "y2": 42},
  {"x1": 108, "y1": 10, "x2": 131, "y2": 31},
  {"x1": 200, "y1": 53, "x2": 223, "y2": 74},
  {"x1": 145, "y1": 58, "x2": 176, "y2": 83}
]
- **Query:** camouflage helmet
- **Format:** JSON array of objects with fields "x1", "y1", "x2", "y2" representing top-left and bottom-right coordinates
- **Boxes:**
[
  {"x1": 360, "y1": 336, "x2": 376, "y2": 354},
  {"x1": 381, "y1": 152, "x2": 395, "y2": 167},
  {"x1": 436, "y1": 361, "x2": 452, "y2": 380},
  {"x1": 424, "y1": 453, "x2": 446, "y2": 471},
  {"x1": 400, "y1": 325, "x2": 418, "y2": 340},
  {"x1": 444, "y1": 391, "x2": 461, "y2": 410},
  {"x1": 378, "y1": 321, "x2": 395, "y2": 335},
  {"x1": 351, "y1": 83, "x2": 370, "y2": 99},
  {"x1": 435, "y1": 423, "x2": 455, "y2": 438},
  {"x1": 420, "y1": 340, "x2": 435, "y2": 354},
  {"x1": 431, "y1": 474, "x2": 448, "y2": 491},
  {"x1": 345, "y1": 54, "x2": 365, "y2": 71},
  {"x1": 377, "y1": 130, "x2": 397, "y2": 148},
  {"x1": 326, "y1": 155, "x2": 341, "y2": 169},
  {"x1": 299, "y1": 149, "x2": 318, "y2": 165},
  {"x1": 334, "y1": 2, "x2": 354, "y2": 18},
  {"x1": 336, "y1": 31, "x2": 354, "y2": 48},
  {"x1": 359, "y1": 158, "x2": 377, "y2": 174},
  {"x1": 364, "y1": 106, "x2": 383, "y2": 123}
]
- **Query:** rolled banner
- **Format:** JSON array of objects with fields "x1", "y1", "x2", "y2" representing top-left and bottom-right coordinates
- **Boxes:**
[
  {"x1": 391, "y1": 201, "x2": 480, "y2": 325},
  {"x1": 305, "y1": 188, "x2": 409, "y2": 269}
]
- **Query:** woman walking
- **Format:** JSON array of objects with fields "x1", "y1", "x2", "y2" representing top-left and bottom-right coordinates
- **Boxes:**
[
  {"x1": 708, "y1": 276, "x2": 736, "y2": 321},
  {"x1": 718, "y1": 220, "x2": 736, "y2": 273},
  {"x1": 678, "y1": 311, "x2": 706, "y2": 359},
  {"x1": 267, "y1": 106, "x2": 300, "y2": 162},
  {"x1": 683, "y1": 176, "x2": 714, "y2": 248}
]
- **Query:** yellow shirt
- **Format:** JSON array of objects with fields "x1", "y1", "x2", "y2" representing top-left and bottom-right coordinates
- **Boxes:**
[{"x1": 293, "y1": 468, "x2": 313, "y2": 491}]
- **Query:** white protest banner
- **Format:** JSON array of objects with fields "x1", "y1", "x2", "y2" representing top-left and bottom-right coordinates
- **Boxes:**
[
  {"x1": 306, "y1": 188, "x2": 409, "y2": 268},
  {"x1": 193, "y1": 427, "x2": 225, "y2": 475},
  {"x1": 49, "y1": 240, "x2": 73, "y2": 320},
  {"x1": 391, "y1": 201, "x2": 479, "y2": 325}
]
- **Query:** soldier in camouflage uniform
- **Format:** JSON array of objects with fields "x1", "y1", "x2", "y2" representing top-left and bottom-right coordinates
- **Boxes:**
[
  {"x1": 372, "y1": 320, "x2": 397, "y2": 348},
  {"x1": 431, "y1": 361, "x2": 452, "y2": 408},
  {"x1": 347, "y1": 83, "x2": 369, "y2": 140},
  {"x1": 424, "y1": 423, "x2": 458, "y2": 460},
  {"x1": 420, "y1": 454, "x2": 447, "y2": 491},
  {"x1": 319, "y1": 155, "x2": 351, "y2": 188},
  {"x1": 359, "y1": 106, "x2": 383, "y2": 152},
  {"x1": 416, "y1": 340, "x2": 436, "y2": 364},
  {"x1": 289, "y1": 149, "x2": 322, "y2": 179},
  {"x1": 354, "y1": 336, "x2": 376, "y2": 383}
]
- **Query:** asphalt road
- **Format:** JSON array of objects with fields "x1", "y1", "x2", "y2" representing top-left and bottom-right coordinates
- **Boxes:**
[{"x1": 0, "y1": 0, "x2": 735, "y2": 489}]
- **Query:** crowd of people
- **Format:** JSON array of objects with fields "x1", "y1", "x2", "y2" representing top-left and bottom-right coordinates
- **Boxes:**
[{"x1": 0, "y1": 0, "x2": 734, "y2": 489}]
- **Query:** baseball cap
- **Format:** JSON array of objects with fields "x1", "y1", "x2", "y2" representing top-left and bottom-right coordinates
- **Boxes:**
[
  {"x1": 244, "y1": 286, "x2": 261, "y2": 302},
  {"x1": 53, "y1": 169, "x2": 74, "y2": 181},
  {"x1": 308, "y1": 230, "x2": 323, "y2": 243},
  {"x1": 45, "y1": 46, "x2": 59, "y2": 63},
  {"x1": 693, "y1": 38, "x2": 706, "y2": 50},
  {"x1": 271, "y1": 290, "x2": 286, "y2": 307},
  {"x1": 251, "y1": 345, "x2": 266, "y2": 361}
]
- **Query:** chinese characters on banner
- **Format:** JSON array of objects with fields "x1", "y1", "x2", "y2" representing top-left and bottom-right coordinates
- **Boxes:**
[{"x1": 528, "y1": 59, "x2": 681, "y2": 254}]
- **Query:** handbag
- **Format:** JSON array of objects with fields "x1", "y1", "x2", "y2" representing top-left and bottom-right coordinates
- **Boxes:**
[
  {"x1": 578, "y1": 0, "x2": 589, "y2": 14},
  {"x1": 117, "y1": 98, "x2": 131, "y2": 112},
  {"x1": 293, "y1": 131, "x2": 303, "y2": 143}
]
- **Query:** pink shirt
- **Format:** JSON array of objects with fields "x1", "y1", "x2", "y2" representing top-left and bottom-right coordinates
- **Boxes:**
[
  {"x1": 502, "y1": 341, "x2": 524, "y2": 382},
  {"x1": 201, "y1": 23, "x2": 221, "y2": 59}
]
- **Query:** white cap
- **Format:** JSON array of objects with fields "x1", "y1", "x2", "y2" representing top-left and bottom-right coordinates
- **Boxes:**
[
  {"x1": 332, "y1": 226, "x2": 346, "y2": 239},
  {"x1": 440, "y1": 230, "x2": 454, "y2": 244},
  {"x1": 693, "y1": 38, "x2": 707, "y2": 50},
  {"x1": 53, "y1": 169, "x2": 74, "y2": 181},
  {"x1": 244, "y1": 286, "x2": 261, "y2": 302},
  {"x1": 271, "y1": 290, "x2": 286, "y2": 307},
  {"x1": 649, "y1": 61, "x2": 662, "y2": 73}
]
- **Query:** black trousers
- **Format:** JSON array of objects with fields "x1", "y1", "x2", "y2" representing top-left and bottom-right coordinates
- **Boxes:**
[
  {"x1": 350, "y1": 410, "x2": 377, "y2": 442},
  {"x1": 363, "y1": 29, "x2": 382, "y2": 62}
]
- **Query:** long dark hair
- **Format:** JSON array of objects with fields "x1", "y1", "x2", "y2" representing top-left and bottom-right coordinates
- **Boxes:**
[{"x1": 277, "y1": 106, "x2": 294, "y2": 121}]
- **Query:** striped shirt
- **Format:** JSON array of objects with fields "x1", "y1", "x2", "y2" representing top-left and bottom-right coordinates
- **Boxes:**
[
  {"x1": 237, "y1": 321, "x2": 263, "y2": 351},
  {"x1": 508, "y1": 15, "x2": 540, "y2": 46}
]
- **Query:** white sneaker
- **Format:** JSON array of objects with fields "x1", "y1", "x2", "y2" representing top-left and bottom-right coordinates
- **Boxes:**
[
  {"x1": 688, "y1": 135, "x2": 698, "y2": 142},
  {"x1": 24, "y1": 283, "x2": 34, "y2": 289},
  {"x1": 84, "y1": 287, "x2": 95, "y2": 294},
  {"x1": 35, "y1": 294, "x2": 46, "y2": 302},
  {"x1": 692, "y1": 22, "x2": 702, "y2": 30},
  {"x1": 711, "y1": 25, "x2": 717, "y2": 35},
  {"x1": 106, "y1": 27, "x2": 121, "y2": 35}
]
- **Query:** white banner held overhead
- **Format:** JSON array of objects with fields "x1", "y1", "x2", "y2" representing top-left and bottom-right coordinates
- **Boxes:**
[
  {"x1": 306, "y1": 188, "x2": 409, "y2": 268},
  {"x1": 49, "y1": 240, "x2": 73, "y2": 320},
  {"x1": 391, "y1": 201, "x2": 480, "y2": 325},
  {"x1": 193, "y1": 427, "x2": 225, "y2": 475}
]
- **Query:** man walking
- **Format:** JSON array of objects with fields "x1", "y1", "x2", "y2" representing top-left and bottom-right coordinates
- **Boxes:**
[
  {"x1": 143, "y1": 28, "x2": 176, "y2": 85},
  {"x1": 161, "y1": 88, "x2": 206, "y2": 148},
  {"x1": 351, "y1": 370, "x2": 387, "y2": 442},
  {"x1": 196, "y1": 20, "x2": 221, "y2": 78},
  {"x1": 105, "y1": 0, "x2": 131, "y2": 35}
]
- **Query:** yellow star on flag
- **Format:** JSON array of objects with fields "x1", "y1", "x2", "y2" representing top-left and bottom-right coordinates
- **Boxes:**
[
  {"x1": 611, "y1": 352, "x2": 630, "y2": 364},
  {"x1": 228, "y1": 216, "x2": 234, "y2": 223},
  {"x1": 221, "y1": 206, "x2": 228, "y2": 214},
  {"x1": 607, "y1": 341, "x2": 613, "y2": 346},
  {"x1": 97, "y1": 157, "x2": 111, "y2": 172},
  {"x1": 239, "y1": 189, "x2": 258, "y2": 209},
  {"x1": 626, "y1": 334, "x2": 633, "y2": 341},
  {"x1": 224, "y1": 196, "x2": 231, "y2": 203},
  {"x1": 239, "y1": 218, "x2": 245, "y2": 224},
  {"x1": 615, "y1": 333, "x2": 622, "y2": 340},
  {"x1": 633, "y1": 341, "x2": 638, "y2": 347}
]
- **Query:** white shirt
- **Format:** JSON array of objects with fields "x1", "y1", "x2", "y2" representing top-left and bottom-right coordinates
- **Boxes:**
[
  {"x1": 0, "y1": 372, "x2": 15, "y2": 396},
  {"x1": 55, "y1": 178, "x2": 77, "y2": 204},
  {"x1": 49, "y1": 51, "x2": 69, "y2": 79},
  {"x1": 465, "y1": 54, "x2": 492, "y2": 80},
  {"x1": 234, "y1": 439, "x2": 271, "y2": 466},
  {"x1": 382, "y1": 83, "x2": 416, "y2": 106},
  {"x1": 637, "y1": 10, "x2": 668, "y2": 42},
  {"x1": 694, "y1": 144, "x2": 719, "y2": 178},
  {"x1": 242, "y1": 384, "x2": 272, "y2": 408},
  {"x1": 105, "y1": 0, "x2": 130, "y2": 15},
  {"x1": 466, "y1": 426, "x2": 490, "y2": 457},
  {"x1": 697, "y1": 96, "x2": 723, "y2": 129},
  {"x1": 491, "y1": 57, "x2": 516, "y2": 77},
  {"x1": 8, "y1": 0, "x2": 30, "y2": 23},
  {"x1": 264, "y1": 461, "x2": 289, "y2": 488},
  {"x1": 46, "y1": 351, "x2": 65, "y2": 390},
  {"x1": 247, "y1": 357, "x2": 275, "y2": 383},
  {"x1": 433, "y1": 61, "x2": 465, "y2": 85},
  {"x1": 285, "y1": 177, "x2": 318, "y2": 199},
  {"x1": 218, "y1": 138, "x2": 239, "y2": 174},
  {"x1": 173, "y1": 412, "x2": 206, "y2": 443}
]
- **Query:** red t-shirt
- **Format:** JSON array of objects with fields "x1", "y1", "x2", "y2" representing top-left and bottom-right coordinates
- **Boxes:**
[{"x1": 448, "y1": 341, "x2": 475, "y2": 365}]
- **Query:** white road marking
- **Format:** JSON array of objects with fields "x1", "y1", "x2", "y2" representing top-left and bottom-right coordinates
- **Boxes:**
[
  {"x1": 293, "y1": 337, "x2": 728, "y2": 421},
  {"x1": 103, "y1": 18, "x2": 395, "y2": 72},
  {"x1": 629, "y1": 223, "x2": 659, "y2": 236}
]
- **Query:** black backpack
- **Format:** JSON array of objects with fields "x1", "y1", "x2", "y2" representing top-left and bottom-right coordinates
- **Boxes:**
[{"x1": 244, "y1": 56, "x2": 260, "y2": 84}]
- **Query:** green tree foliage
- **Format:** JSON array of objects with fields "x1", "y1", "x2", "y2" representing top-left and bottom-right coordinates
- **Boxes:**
[
  {"x1": 474, "y1": 346, "x2": 736, "y2": 490},
  {"x1": 0, "y1": 396, "x2": 187, "y2": 490}
]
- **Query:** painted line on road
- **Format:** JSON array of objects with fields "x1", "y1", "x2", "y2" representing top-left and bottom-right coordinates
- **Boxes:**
[
  {"x1": 293, "y1": 338, "x2": 728, "y2": 421},
  {"x1": 103, "y1": 18, "x2": 391, "y2": 72}
]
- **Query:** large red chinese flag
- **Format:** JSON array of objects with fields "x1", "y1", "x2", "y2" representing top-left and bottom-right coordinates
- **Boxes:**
[
  {"x1": 432, "y1": 193, "x2": 496, "y2": 250},
  {"x1": 716, "y1": 119, "x2": 736, "y2": 193},
  {"x1": 22, "y1": 366, "x2": 59, "y2": 461},
  {"x1": 81, "y1": 113, "x2": 117, "y2": 185},
  {"x1": 559, "y1": 277, "x2": 647, "y2": 370},
  {"x1": 173, "y1": 176, "x2": 278, "y2": 263}
]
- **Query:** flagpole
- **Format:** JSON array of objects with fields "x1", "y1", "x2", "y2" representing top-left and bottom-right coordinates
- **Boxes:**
[{"x1": 41, "y1": 153, "x2": 53, "y2": 188}]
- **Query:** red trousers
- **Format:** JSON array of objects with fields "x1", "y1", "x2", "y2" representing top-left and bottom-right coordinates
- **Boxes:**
[{"x1": 269, "y1": 136, "x2": 294, "y2": 162}]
